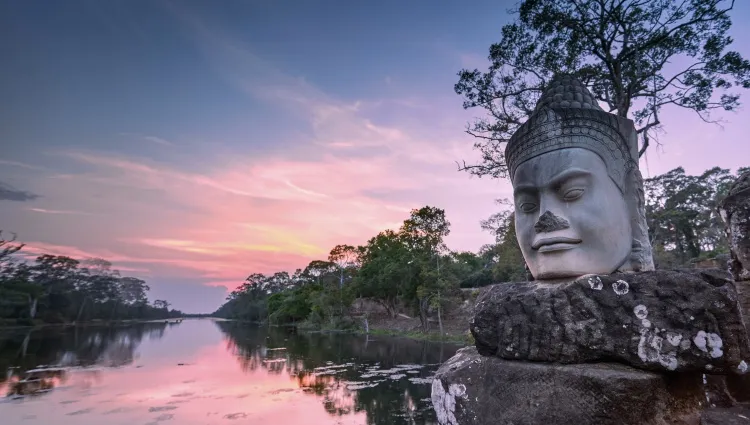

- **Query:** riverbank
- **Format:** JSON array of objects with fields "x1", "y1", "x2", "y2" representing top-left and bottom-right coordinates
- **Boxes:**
[
  {"x1": 0, "y1": 317, "x2": 184, "y2": 330},
  {"x1": 217, "y1": 291, "x2": 480, "y2": 345},
  {"x1": 360, "y1": 312, "x2": 473, "y2": 345},
  {"x1": 364, "y1": 327, "x2": 472, "y2": 345}
]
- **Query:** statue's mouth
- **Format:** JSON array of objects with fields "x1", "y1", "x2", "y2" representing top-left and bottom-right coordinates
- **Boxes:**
[{"x1": 532, "y1": 236, "x2": 582, "y2": 252}]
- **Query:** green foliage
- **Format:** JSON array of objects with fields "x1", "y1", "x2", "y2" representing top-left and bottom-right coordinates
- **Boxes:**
[
  {"x1": 268, "y1": 287, "x2": 312, "y2": 324},
  {"x1": 217, "y1": 206, "x2": 465, "y2": 333},
  {"x1": 0, "y1": 233, "x2": 181, "y2": 325},
  {"x1": 455, "y1": 0, "x2": 750, "y2": 178},
  {"x1": 645, "y1": 165, "x2": 746, "y2": 267},
  {"x1": 354, "y1": 229, "x2": 418, "y2": 317},
  {"x1": 479, "y1": 200, "x2": 528, "y2": 282}
]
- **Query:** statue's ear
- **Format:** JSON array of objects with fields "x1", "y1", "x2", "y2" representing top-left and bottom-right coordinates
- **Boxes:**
[{"x1": 624, "y1": 166, "x2": 655, "y2": 272}]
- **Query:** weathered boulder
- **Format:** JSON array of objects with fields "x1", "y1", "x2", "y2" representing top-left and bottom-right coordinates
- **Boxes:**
[
  {"x1": 470, "y1": 269, "x2": 750, "y2": 374},
  {"x1": 432, "y1": 346, "x2": 705, "y2": 425},
  {"x1": 719, "y1": 170, "x2": 750, "y2": 282},
  {"x1": 700, "y1": 405, "x2": 750, "y2": 425}
]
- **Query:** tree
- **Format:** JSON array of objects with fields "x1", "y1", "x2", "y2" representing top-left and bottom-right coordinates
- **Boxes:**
[
  {"x1": 303, "y1": 260, "x2": 337, "y2": 284},
  {"x1": 354, "y1": 230, "x2": 415, "y2": 318},
  {"x1": 0, "y1": 239, "x2": 178, "y2": 323},
  {"x1": 455, "y1": 0, "x2": 750, "y2": 178},
  {"x1": 645, "y1": 165, "x2": 743, "y2": 267},
  {"x1": 328, "y1": 244, "x2": 359, "y2": 317},
  {"x1": 480, "y1": 199, "x2": 528, "y2": 282},
  {"x1": 400, "y1": 207, "x2": 453, "y2": 333},
  {"x1": 153, "y1": 300, "x2": 170, "y2": 310},
  {"x1": 0, "y1": 230, "x2": 24, "y2": 264},
  {"x1": 328, "y1": 244, "x2": 359, "y2": 288},
  {"x1": 119, "y1": 277, "x2": 150, "y2": 305}
]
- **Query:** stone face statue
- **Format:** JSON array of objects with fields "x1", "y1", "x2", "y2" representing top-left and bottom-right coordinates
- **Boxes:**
[{"x1": 506, "y1": 75, "x2": 654, "y2": 280}]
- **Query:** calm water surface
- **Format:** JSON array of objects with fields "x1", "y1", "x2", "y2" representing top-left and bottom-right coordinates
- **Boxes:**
[{"x1": 0, "y1": 319, "x2": 461, "y2": 424}]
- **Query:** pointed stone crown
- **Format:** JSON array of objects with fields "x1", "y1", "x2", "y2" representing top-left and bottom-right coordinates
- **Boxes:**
[
  {"x1": 505, "y1": 74, "x2": 639, "y2": 192},
  {"x1": 534, "y1": 74, "x2": 603, "y2": 112}
]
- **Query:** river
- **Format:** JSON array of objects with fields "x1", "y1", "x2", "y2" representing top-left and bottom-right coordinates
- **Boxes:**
[{"x1": 0, "y1": 319, "x2": 461, "y2": 424}]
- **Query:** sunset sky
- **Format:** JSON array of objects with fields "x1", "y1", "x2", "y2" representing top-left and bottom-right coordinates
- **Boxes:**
[{"x1": 2, "y1": 0, "x2": 749, "y2": 313}]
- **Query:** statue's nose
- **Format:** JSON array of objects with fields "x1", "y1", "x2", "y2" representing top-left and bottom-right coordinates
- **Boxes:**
[{"x1": 534, "y1": 210, "x2": 570, "y2": 234}]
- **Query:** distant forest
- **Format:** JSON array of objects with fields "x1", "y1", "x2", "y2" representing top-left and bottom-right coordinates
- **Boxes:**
[{"x1": 0, "y1": 237, "x2": 182, "y2": 326}]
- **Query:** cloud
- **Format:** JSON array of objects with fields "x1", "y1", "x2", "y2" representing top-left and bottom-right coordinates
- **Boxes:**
[
  {"x1": 28, "y1": 207, "x2": 92, "y2": 215},
  {"x1": 0, "y1": 181, "x2": 40, "y2": 201},
  {"x1": 0, "y1": 160, "x2": 45, "y2": 170},
  {"x1": 118, "y1": 132, "x2": 176, "y2": 147},
  {"x1": 142, "y1": 136, "x2": 175, "y2": 146}
]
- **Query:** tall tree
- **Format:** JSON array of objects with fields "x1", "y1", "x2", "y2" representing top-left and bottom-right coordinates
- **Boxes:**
[
  {"x1": 328, "y1": 244, "x2": 359, "y2": 317},
  {"x1": 153, "y1": 300, "x2": 171, "y2": 310},
  {"x1": 328, "y1": 244, "x2": 359, "y2": 288},
  {"x1": 400, "y1": 207, "x2": 453, "y2": 333},
  {"x1": 455, "y1": 0, "x2": 750, "y2": 178},
  {"x1": 354, "y1": 230, "x2": 416, "y2": 318},
  {"x1": 119, "y1": 277, "x2": 150, "y2": 305}
]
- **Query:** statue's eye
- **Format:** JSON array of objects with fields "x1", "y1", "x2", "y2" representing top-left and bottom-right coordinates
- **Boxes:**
[
  {"x1": 563, "y1": 188, "x2": 584, "y2": 201},
  {"x1": 520, "y1": 202, "x2": 537, "y2": 213}
]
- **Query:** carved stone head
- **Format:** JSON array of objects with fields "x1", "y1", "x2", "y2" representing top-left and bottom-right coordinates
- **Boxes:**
[{"x1": 506, "y1": 74, "x2": 654, "y2": 280}]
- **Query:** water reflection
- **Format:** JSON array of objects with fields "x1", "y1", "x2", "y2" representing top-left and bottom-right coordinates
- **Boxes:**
[
  {"x1": 217, "y1": 322, "x2": 459, "y2": 424},
  {"x1": 0, "y1": 320, "x2": 459, "y2": 425},
  {"x1": 0, "y1": 322, "x2": 170, "y2": 397}
]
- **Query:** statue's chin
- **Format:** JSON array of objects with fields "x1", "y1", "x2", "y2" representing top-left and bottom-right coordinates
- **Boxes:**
[{"x1": 529, "y1": 250, "x2": 630, "y2": 282}]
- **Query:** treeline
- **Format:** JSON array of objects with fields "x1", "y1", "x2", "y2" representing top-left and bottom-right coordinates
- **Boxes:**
[
  {"x1": 215, "y1": 206, "x2": 487, "y2": 333},
  {"x1": 215, "y1": 165, "x2": 748, "y2": 331},
  {"x1": 0, "y1": 233, "x2": 182, "y2": 326}
]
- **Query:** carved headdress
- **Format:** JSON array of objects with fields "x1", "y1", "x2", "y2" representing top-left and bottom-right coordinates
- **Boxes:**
[
  {"x1": 506, "y1": 74, "x2": 654, "y2": 272},
  {"x1": 506, "y1": 74, "x2": 639, "y2": 193}
]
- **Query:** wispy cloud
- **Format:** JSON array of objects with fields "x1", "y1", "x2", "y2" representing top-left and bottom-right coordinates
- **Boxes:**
[
  {"x1": 28, "y1": 207, "x2": 92, "y2": 215},
  {"x1": 118, "y1": 132, "x2": 176, "y2": 147},
  {"x1": 0, "y1": 181, "x2": 39, "y2": 202},
  {"x1": 0, "y1": 160, "x2": 45, "y2": 170},
  {"x1": 142, "y1": 135, "x2": 175, "y2": 146}
]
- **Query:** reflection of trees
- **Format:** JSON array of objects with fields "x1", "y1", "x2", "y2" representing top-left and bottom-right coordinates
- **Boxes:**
[
  {"x1": 216, "y1": 322, "x2": 459, "y2": 424},
  {"x1": 0, "y1": 322, "x2": 170, "y2": 396}
]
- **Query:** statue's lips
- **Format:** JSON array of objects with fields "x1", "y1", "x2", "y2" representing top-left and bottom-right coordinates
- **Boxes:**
[{"x1": 532, "y1": 236, "x2": 582, "y2": 252}]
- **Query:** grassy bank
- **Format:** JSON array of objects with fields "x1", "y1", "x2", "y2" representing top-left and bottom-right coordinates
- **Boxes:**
[
  {"x1": 362, "y1": 327, "x2": 472, "y2": 345},
  {"x1": 201, "y1": 316, "x2": 474, "y2": 345},
  {"x1": 289, "y1": 315, "x2": 473, "y2": 345}
]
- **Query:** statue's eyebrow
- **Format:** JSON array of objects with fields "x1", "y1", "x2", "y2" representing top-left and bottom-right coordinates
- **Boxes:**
[
  {"x1": 513, "y1": 184, "x2": 536, "y2": 197},
  {"x1": 546, "y1": 168, "x2": 592, "y2": 188}
]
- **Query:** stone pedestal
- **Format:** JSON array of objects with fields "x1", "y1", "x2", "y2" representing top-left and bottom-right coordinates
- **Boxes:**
[
  {"x1": 432, "y1": 269, "x2": 750, "y2": 424},
  {"x1": 470, "y1": 269, "x2": 750, "y2": 374},
  {"x1": 432, "y1": 347, "x2": 704, "y2": 425}
]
